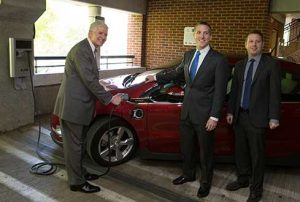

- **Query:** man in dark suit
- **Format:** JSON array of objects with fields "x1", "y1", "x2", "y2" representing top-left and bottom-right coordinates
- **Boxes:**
[
  {"x1": 226, "y1": 30, "x2": 281, "y2": 202},
  {"x1": 54, "y1": 21, "x2": 122, "y2": 193},
  {"x1": 145, "y1": 21, "x2": 229, "y2": 198}
]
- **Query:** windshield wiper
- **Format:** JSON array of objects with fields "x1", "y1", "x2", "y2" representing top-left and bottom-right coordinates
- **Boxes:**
[{"x1": 122, "y1": 72, "x2": 140, "y2": 87}]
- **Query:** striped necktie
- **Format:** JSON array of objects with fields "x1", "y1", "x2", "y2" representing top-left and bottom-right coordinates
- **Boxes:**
[{"x1": 94, "y1": 48, "x2": 100, "y2": 69}]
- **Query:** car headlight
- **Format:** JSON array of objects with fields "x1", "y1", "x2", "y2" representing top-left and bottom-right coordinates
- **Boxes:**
[{"x1": 52, "y1": 125, "x2": 62, "y2": 136}]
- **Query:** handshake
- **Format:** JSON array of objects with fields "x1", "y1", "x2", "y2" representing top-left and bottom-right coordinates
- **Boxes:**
[{"x1": 111, "y1": 93, "x2": 129, "y2": 105}]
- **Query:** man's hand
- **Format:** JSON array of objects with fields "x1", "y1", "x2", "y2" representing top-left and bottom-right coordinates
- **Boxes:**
[
  {"x1": 145, "y1": 75, "x2": 155, "y2": 83},
  {"x1": 226, "y1": 113, "x2": 233, "y2": 125},
  {"x1": 269, "y1": 122, "x2": 279, "y2": 130},
  {"x1": 111, "y1": 94, "x2": 122, "y2": 105},
  {"x1": 206, "y1": 118, "x2": 217, "y2": 131},
  {"x1": 99, "y1": 80, "x2": 117, "y2": 91}
]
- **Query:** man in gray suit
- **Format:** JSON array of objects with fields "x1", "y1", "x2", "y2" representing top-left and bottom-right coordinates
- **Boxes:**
[
  {"x1": 226, "y1": 30, "x2": 281, "y2": 202},
  {"x1": 54, "y1": 21, "x2": 122, "y2": 193},
  {"x1": 146, "y1": 21, "x2": 229, "y2": 198}
]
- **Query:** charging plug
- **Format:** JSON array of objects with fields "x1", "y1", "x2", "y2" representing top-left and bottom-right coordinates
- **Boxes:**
[{"x1": 120, "y1": 93, "x2": 129, "y2": 101}]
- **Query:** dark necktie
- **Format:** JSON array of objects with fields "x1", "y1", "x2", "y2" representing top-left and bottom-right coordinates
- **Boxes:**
[
  {"x1": 190, "y1": 51, "x2": 200, "y2": 81},
  {"x1": 242, "y1": 59, "x2": 255, "y2": 109}
]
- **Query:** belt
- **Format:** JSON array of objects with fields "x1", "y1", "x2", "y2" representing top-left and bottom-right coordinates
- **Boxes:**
[{"x1": 239, "y1": 107, "x2": 249, "y2": 113}]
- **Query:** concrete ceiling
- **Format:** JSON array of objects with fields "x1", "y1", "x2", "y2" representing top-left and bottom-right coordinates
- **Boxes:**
[{"x1": 0, "y1": 0, "x2": 46, "y2": 23}]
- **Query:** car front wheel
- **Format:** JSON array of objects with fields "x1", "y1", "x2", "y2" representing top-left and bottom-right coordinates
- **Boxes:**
[{"x1": 86, "y1": 117, "x2": 137, "y2": 166}]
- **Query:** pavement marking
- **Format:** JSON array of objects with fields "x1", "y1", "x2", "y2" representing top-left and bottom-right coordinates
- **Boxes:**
[
  {"x1": 32, "y1": 126, "x2": 51, "y2": 137},
  {"x1": 214, "y1": 170, "x2": 300, "y2": 201},
  {"x1": 127, "y1": 160, "x2": 300, "y2": 202},
  {"x1": 14, "y1": 127, "x2": 300, "y2": 201},
  {"x1": 0, "y1": 171, "x2": 58, "y2": 202},
  {"x1": 127, "y1": 160, "x2": 247, "y2": 202},
  {"x1": 264, "y1": 184, "x2": 300, "y2": 201},
  {"x1": 0, "y1": 138, "x2": 136, "y2": 202},
  {"x1": 129, "y1": 160, "x2": 300, "y2": 201}
]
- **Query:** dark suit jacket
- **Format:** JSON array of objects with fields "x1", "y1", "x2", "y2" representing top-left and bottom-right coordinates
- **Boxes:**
[
  {"x1": 228, "y1": 54, "x2": 281, "y2": 128},
  {"x1": 157, "y1": 48, "x2": 229, "y2": 124},
  {"x1": 54, "y1": 39, "x2": 112, "y2": 125}
]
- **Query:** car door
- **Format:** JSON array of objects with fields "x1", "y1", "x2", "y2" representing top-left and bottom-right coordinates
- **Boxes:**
[
  {"x1": 145, "y1": 83, "x2": 183, "y2": 153},
  {"x1": 265, "y1": 68, "x2": 300, "y2": 159}
]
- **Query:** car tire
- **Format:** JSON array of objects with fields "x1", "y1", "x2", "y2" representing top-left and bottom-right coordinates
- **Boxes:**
[{"x1": 86, "y1": 117, "x2": 138, "y2": 166}]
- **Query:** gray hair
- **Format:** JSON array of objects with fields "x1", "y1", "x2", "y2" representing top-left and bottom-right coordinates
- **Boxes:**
[{"x1": 89, "y1": 20, "x2": 108, "y2": 32}]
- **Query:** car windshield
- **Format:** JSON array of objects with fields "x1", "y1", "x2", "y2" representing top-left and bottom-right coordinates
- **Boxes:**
[{"x1": 124, "y1": 69, "x2": 162, "y2": 87}]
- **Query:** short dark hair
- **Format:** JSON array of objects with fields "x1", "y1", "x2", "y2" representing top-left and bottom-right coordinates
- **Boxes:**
[
  {"x1": 194, "y1": 21, "x2": 212, "y2": 33},
  {"x1": 246, "y1": 30, "x2": 264, "y2": 42}
]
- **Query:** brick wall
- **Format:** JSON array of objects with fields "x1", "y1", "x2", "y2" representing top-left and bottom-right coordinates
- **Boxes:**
[
  {"x1": 128, "y1": 0, "x2": 280, "y2": 68},
  {"x1": 128, "y1": 14, "x2": 144, "y2": 66}
]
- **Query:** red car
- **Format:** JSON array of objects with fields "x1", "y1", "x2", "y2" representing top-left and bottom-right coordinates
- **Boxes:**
[{"x1": 51, "y1": 56, "x2": 300, "y2": 166}]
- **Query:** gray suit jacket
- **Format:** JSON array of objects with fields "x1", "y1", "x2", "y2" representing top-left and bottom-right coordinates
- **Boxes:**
[
  {"x1": 157, "y1": 48, "x2": 229, "y2": 124},
  {"x1": 228, "y1": 54, "x2": 281, "y2": 128},
  {"x1": 54, "y1": 39, "x2": 112, "y2": 125}
]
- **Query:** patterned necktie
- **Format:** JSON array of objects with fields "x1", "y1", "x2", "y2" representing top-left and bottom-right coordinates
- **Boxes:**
[
  {"x1": 189, "y1": 51, "x2": 200, "y2": 81},
  {"x1": 242, "y1": 59, "x2": 255, "y2": 109},
  {"x1": 94, "y1": 48, "x2": 100, "y2": 69}
]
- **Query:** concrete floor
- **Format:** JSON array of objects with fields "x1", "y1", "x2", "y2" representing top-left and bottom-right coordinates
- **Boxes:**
[{"x1": 0, "y1": 115, "x2": 300, "y2": 202}]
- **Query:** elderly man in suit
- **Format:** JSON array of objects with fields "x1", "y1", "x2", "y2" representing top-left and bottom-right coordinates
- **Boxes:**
[
  {"x1": 145, "y1": 21, "x2": 229, "y2": 198},
  {"x1": 226, "y1": 30, "x2": 281, "y2": 202},
  {"x1": 54, "y1": 21, "x2": 122, "y2": 193}
]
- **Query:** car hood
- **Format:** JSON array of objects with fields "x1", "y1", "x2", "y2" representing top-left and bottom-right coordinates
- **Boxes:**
[
  {"x1": 99, "y1": 69, "x2": 162, "y2": 91},
  {"x1": 99, "y1": 74, "x2": 129, "y2": 90}
]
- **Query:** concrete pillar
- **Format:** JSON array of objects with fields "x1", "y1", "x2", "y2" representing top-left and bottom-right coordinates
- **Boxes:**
[
  {"x1": 88, "y1": 6, "x2": 104, "y2": 23},
  {"x1": 0, "y1": 0, "x2": 45, "y2": 132}
]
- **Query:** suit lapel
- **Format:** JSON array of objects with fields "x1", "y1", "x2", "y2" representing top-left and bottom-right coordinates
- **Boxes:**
[
  {"x1": 185, "y1": 50, "x2": 196, "y2": 84},
  {"x1": 240, "y1": 58, "x2": 248, "y2": 80},
  {"x1": 237, "y1": 58, "x2": 248, "y2": 96},
  {"x1": 84, "y1": 39, "x2": 99, "y2": 70},
  {"x1": 191, "y1": 49, "x2": 214, "y2": 82},
  {"x1": 252, "y1": 55, "x2": 265, "y2": 84},
  {"x1": 199, "y1": 49, "x2": 213, "y2": 72},
  {"x1": 83, "y1": 39, "x2": 95, "y2": 58}
]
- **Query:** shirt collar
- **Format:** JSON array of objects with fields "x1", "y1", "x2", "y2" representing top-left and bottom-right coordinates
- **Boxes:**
[
  {"x1": 87, "y1": 38, "x2": 96, "y2": 53},
  {"x1": 248, "y1": 54, "x2": 262, "y2": 63},
  {"x1": 197, "y1": 45, "x2": 210, "y2": 54}
]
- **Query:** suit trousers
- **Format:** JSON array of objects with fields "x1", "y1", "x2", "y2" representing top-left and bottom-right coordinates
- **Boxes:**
[
  {"x1": 234, "y1": 110, "x2": 266, "y2": 194},
  {"x1": 60, "y1": 120, "x2": 89, "y2": 185},
  {"x1": 180, "y1": 117, "x2": 215, "y2": 186}
]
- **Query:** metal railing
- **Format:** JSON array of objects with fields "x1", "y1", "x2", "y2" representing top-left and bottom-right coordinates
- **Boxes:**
[
  {"x1": 100, "y1": 55, "x2": 135, "y2": 69},
  {"x1": 283, "y1": 19, "x2": 300, "y2": 46},
  {"x1": 34, "y1": 55, "x2": 135, "y2": 73}
]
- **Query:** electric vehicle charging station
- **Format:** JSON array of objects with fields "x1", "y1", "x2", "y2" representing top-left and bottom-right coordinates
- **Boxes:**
[{"x1": 9, "y1": 37, "x2": 33, "y2": 78}]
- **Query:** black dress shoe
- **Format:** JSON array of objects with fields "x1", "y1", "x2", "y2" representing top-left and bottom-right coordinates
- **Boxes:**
[
  {"x1": 70, "y1": 182, "x2": 101, "y2": 193},
  {"x1": 84, "y1": 173, "x2": 100, "y2": 181},
  {"x1": 197, "y1": 184, "x2": 210, "y2": 198},
  {"x1": 226, "y1": 181, "x2": 249, "y2": 191},
  {"x1": 172, "y1": 175, "x2": 196, "y2": 185},
  {"x1": 247, "y1": 192, "x2": 262, "y2": 202}
]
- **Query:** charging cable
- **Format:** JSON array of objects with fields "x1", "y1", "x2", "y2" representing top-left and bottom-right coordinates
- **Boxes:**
[
  {"x1": 26, "y1": 51, "x2": 65, "y2": 175},
  {"x1": 29, "y1": 52, "x2": 127, "y2": 176},
  {"x1": 97, "y1": 105, "x2": 116, "y2": 177},
  {"x1": 98, "y1": 93, "x2": 128, "y2": 176}
]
